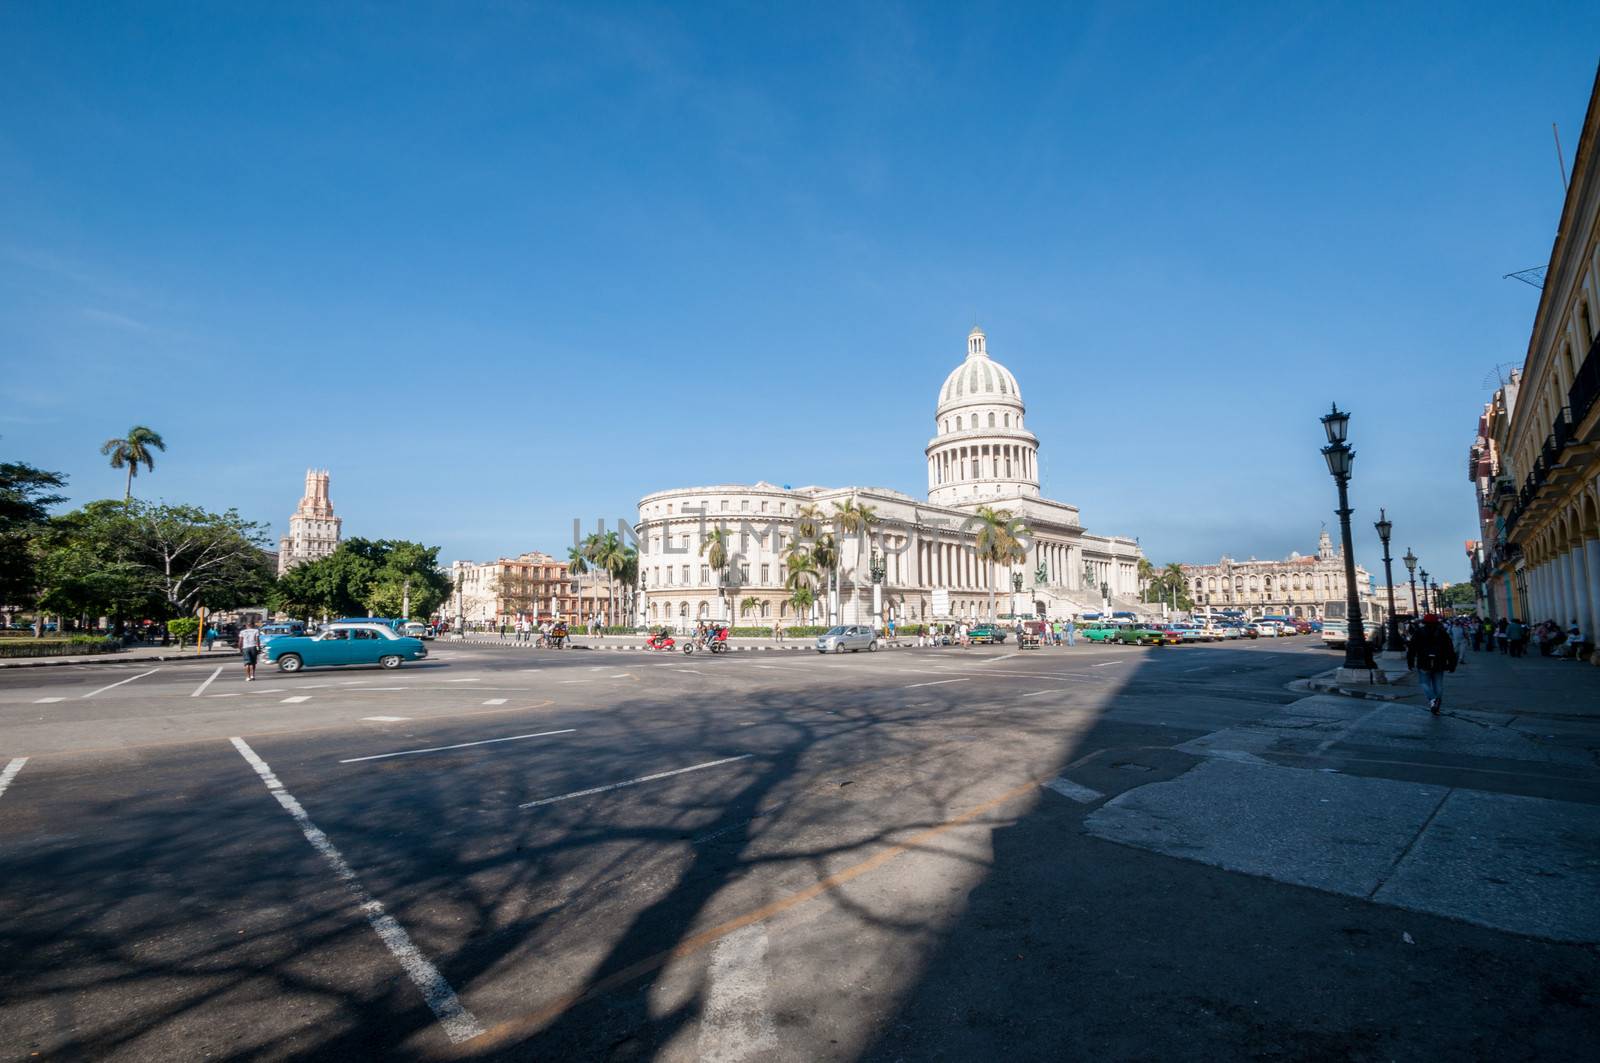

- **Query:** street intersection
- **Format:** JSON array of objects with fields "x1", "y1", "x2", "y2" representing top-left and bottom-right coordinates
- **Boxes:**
[{"x1": 1, "y1": 639, "x2": 1595, "y2": 1060}]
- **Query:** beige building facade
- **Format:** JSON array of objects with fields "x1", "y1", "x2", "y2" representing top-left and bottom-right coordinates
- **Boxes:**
[
  {"x1": 635, "y1": 326, "x2": 1146, "y2": 628},
  {"x1": 1181, "y1": 530, "x2": 1377, "y2": 621},
  {"x1": 1476, "y1": 68, "x2": 1600, "y2": 644}
]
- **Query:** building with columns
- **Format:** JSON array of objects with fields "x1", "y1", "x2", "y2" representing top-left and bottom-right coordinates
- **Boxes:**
[
  {"x1": 1180, "y1": 530, "x2": 1378, "y2": 621},
  {"x1": 635, "y1": 326, "x2": 1146, "y2": 628},
  {"x1": 277, "y1": 469, "x2": 342, "y2": 576},
  {"x1": 1473, "y1": 69, "x2": 1600, "y2": 644}
]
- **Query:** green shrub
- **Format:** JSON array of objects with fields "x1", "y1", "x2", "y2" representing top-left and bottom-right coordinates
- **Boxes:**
[
  {"x1": 784, "y1": 626, "x2": 830, "y2": 638},
  {"x1": 0, "y1": 637, "x2": 120, "y2": 658},
  {"x1": 167, "y1": 618, "x2": 200, "y2": 640},
  {"x1": 727, "y1": 626, "x2": 773, "y2": 638}
]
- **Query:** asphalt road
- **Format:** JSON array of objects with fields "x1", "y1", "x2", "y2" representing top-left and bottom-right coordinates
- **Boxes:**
[{"x1": 1, "y1": 638, "x2": 1594, "y2": 1060}]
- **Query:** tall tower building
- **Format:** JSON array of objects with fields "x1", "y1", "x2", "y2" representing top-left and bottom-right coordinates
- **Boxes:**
[
  {"x1": 278, "y1": 469, "x2": 343, "y2": 575},
  {"x1": 925, "y1": 326, "x2": 1040, "y2": 506}
]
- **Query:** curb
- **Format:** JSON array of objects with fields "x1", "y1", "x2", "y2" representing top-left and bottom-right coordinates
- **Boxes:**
[
  {"x1": 1302, "y1": 668, "x2": 1416, "y2": 701},
  {"x1": 449, "y1": 638, "x2": 918, "y2": 653},
  {"x1": 0, "y1": 651, "x2": 240, "y2": 669}
]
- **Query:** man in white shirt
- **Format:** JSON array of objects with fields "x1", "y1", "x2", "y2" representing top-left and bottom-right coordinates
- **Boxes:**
[{"x1": 238, "y1": 619, "x2": 263, "y2": 682}]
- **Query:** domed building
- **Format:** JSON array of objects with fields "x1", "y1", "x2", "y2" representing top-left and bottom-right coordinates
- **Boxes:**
[{"x1": 635, "y1": 326, "x2": 1146, "y2": 628}]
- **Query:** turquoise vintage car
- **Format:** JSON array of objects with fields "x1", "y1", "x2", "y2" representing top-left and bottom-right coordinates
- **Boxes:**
[{"x1": 263, "y1": 622, "x2": 429, "y2": 673}]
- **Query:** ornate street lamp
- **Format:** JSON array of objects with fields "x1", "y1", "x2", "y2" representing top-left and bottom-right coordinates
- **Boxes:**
[
  {"x1": 869, "y1": 550, "x2": 886, "y2": 627},
  {"x1": 1403, "y1": 548, "x2": 1418, "y2": 618},
  {"x1": 1374, "y1": 509, "x2": 1400, "y2": 651},
  {"x1": 1320, "y1": 403, "x2": 1371, "y2": 670},
  {"x1": 1419, "y1": 568, "x2": 1430, "y2": 614},
  {"x1": 1011, "y1": 570, "x2": 1023, "y2": 621},
  {"x1": 1430, "y1": 579, "x2": 1441, "y2": 613}
]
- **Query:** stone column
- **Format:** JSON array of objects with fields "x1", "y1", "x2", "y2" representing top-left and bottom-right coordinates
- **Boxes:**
[{"x1": 1585, "y1": 538, "x2": 1600, "y2": 643}]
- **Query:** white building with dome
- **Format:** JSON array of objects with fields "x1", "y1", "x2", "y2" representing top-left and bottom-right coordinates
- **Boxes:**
[{"x1": 634, "y1": 326, "x2": 1147, "y2": 628}]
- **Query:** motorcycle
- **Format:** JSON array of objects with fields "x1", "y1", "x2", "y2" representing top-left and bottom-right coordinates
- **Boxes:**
[{"x1": 645, "y1": 631, "x2": 676, "y2": 652}]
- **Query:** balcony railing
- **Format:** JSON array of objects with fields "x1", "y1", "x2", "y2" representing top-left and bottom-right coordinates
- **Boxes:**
[{"x1": 1570, "y1": 330, "x2": 1600, "y2": 425}]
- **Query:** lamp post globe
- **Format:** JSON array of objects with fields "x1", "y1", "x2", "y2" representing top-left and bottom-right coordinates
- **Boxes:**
[{"x1": 1320, "y1": 403, "x2": 1371, "y2": 671}]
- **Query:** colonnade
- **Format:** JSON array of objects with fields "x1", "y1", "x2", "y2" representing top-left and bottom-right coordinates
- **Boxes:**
[{"x1": 1522, "y1": 536, "x2": 1600, "y2": 640}]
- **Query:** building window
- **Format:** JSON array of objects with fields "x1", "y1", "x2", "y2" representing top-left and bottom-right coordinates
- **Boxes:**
[
  {"x1": 739, "y1": 563, "x2": 750, "y2": 581},
  {"x1": 720, "y1": 500, "x2": 729, "y2": 512},
  {"x1": 741, "y1": 499, "x2": 750, "y2": 512},
  {"x1": 666, "y1": 503, "x2": 672, "y2": 514},
  {"x1": 988, "y1": 412, "x2": 995, "y2": 427},
  {"x1": 1004, "y1": 413, "x2": 1010, "y2": 427},
  {"x1": 700, "y1": 565, "x2": 710, "y2": 583},
  {"x1": 761, "y1": 563, "x2": 770, "y2": 584},
  {"x1": 681, "y1": 565, "x2": 690, "y2": 583},
  {"x1": 761, "y1": 500, "x2": 769, "y2": 512}
]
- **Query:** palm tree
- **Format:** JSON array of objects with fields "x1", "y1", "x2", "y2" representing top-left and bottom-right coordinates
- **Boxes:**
[
  {"x1": 1163, "y1": 562, "x2": 1188, "y2": 611},
  {"x1": 793, "y1": 503, "x2": 823, "y2": 542},
  {"x1": 739, "y1": 595, "x2": 760, "y2": 621},
  {"x1": 831, "y1": 497, "x2": 878, "y2": 624},
  {"x1": 701, "y1": 528, "x2": 731, "y2": 620},
  {"x1": 788, "y1": 584, "x2": 816, "y2": 623},
  {"x1": 1136, "y1": 558, "x2": 1157, "y2": 603},
  {"x1": 972, "y1": 505, "x2": 1027, "y2": 622},
  {"x1": 101, "y1": 425, "x2": 166, "y2": 502},
  {"x1": 611, "y1": 546, "x2": 639, "y2": 627},
  {"x1": 591, "y1": 531, "x2": 626, "y2": 626},
  {"x1": 809, "y1": 531, "x2": 839, "y2": 624}
]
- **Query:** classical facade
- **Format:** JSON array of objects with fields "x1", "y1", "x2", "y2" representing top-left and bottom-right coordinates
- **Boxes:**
[
  {"x1": 635, "y1": 326, "x2": 1146, "y2": 627},
  {"x1": 1181, "y1": 530, "x2": 1377, "y2": 621},
  {"x1": 1474, "y1": 68, "x2": 1600, "y2": 641},
  {"x1": 277, "y1": 469, "x2": 342, "y2": 576},
  {"x1": 448, "y1": 552, "x2": 624, "y2": 627}
]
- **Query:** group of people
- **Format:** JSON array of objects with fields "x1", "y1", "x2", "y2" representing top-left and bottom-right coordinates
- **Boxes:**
[
  {"x1": 511, "y1": 617, "x2": 569, "y2": 647},
  {"x1": 913, "y1": 619, "x2": 1079, "y2": 647},
  {"x1": 1437, "y1": 614, "x2": 1591, "y2": 660}
]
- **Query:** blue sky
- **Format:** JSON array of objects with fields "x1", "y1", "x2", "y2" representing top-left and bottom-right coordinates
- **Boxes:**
[{"x1": 3, "y1": 2, "x2": 1596, "y2": 582}]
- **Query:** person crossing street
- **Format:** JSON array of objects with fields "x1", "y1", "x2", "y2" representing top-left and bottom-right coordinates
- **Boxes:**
[{"x1": 1406, "y1": 612, "x2": 1458, "y2": 715}]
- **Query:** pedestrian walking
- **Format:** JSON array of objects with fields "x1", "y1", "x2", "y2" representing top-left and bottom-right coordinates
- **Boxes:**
[
  {"x1": 1406, "y1": 613, "x2": 1458, "y2": 715},
  {"x1": 1449, "y1": 619, "x2": 1470, "y2": 666},
  {"x1": 238, "y1": 618, "x2": 263, "y2": 682},
  {"x1": 1065, "y1": 618, "x2": 1076, "y2": 647},
  {"x1": 1506, "y1": 617, "x2": 1526, "y2": 657}
]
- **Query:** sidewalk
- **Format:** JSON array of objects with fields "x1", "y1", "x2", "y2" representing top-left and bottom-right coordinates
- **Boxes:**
[
  {"x1": 1083, "y1": 647, "x2": 1600, "y2": 945},
  {"x1": 0, "y1": 644, "x2": 239, "y2": 668}
]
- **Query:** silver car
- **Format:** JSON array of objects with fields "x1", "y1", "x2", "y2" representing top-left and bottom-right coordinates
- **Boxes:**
[{"x1": 816, "y1": 625, "x2": 879, "y2": 653}]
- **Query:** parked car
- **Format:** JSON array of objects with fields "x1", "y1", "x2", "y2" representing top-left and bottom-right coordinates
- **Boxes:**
[
  {"x1": 967, "y1": 624, "x2": 1008, "y2": 645},
  {"x1": 1252, "y1": 620, "x2": 1283, "y2": 638},
  {"x1": 264, "y1": 623, "x2": 429, "y2": 673},
  {"x1": 1172, "y1": 624, "x2": 1211, "y2": 643},
  {"x1": 1117, "y1": 623, "x2": 1181, "y2": 646},
  {"x1": 1216, "y1": 623, "x2": 1243, "y2": 640},
  {"x1": 816, "y1": 625, "x2": 879, "y2": 653},
  {"x1": 1080, "y1": 621, "x2": 1122, "y2": 643},
  {"x1": 400, "y1": 621, "x2": 434, "y2": 641},
  {"x1": 261, "y1": 621, "x2": 306, "y2": 641}
]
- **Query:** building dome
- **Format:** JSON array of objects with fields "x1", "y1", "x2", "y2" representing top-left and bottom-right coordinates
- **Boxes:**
[
  {"x1": 925, "y1": 326, "x2": 1040, "y2": 506},
  {"x1": 936, "y1": 326, "x2": 1022, "y2": 414}
]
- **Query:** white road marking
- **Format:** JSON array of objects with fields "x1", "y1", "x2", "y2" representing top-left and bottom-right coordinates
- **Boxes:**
[
  {"x1": 192, "y1": 667, "x2": 224, "y2": 697},
  {"x1": 559, "y1": 680, "x2": 592, "y2": 685},
  {"x1": 208, "y1": 692, "x2": 242, "y2": 698},
  {"x1": 1091, "y1": 661, "x2": 1122, "y2": 668},
  {"x1": 282, "y1": 695, "x2": 312, "y2": 704},
  {"x1": 81, "y1": 668, "x2": 160, "y2": 698},
  {"x1": 229, "y1": 737, "x2": 483, "y2": 1043},
  {"x1": 1043, "y1": 776, "x2": 1103, "y2": 803},
  {"x1": 361, "y1": 686, "x2": 406, "y2": 691},
  {"x1": 677, "y1": 668, "x2": 705, "y2": 675},
  {"x1": 340, "y1": 728, "x2": 575, "y2": 764},
  {"x1": 482, "y1": 697, "x2": 508, "y2": 706},
  {"x1": 902, "y1": 678, "x2": 971, "y2": 689},
  {"x1": 981, "y1": 653, "x2": 1020, "y2": 663},
  {"x1": 1020, "y1": 689, "x2": 1062, "y2": 698},
  {"x1": 445, "y1": 678, "x2": 480, "y2": 683},
  {"x1": 362, "y1": 715, "x2": 410, "y2": 722},
  {"x1": 609, "y1": 674, "x2": 632, "y2": 679},
  {"x1": 33, "y1": 697, "x2": 64, "y2": 704},
  {"x1": 1183, "y1": 666, "x2": 1207, "y2": 673},
  {"x1": 520, "y1": 754, "x2": 753, "y2": 809},
  {"x1": 697, "y1": 925, "x2": 779, "y2": 1062},
  {"x1": 0, "y1": 757, "x2": 27, "y2": 798}
]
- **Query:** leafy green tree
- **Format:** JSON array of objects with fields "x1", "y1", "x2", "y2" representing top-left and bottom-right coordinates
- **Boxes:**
[
  {"x1": 270, "y1": 538, "x2": 447, "y2": 621},
  {"x1": 363, "y1": 541, "x2": 450, "y2": 620},
  {"x1": 100, "y1": 425, "x2": 166, "y2": 502},
  {"x1": 33, "y1": 501, "x2": 160, "y2": 625},
  {"x1": 124, "y1": 501, "x2": 273, "y2": 617},
  {"x1": 0, "y1": 460, "x2": 67, "y2": 612}
]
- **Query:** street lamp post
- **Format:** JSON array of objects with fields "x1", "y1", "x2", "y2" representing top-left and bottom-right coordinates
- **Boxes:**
[
  {"x1": 1430, "y1": 579, "x2": 1441, "y2": 613},
  {"x1": 1011, "y1": 570, "x2": 1023, "y2": 620},
  {"x1": 1374, "y1": 509, "x2": 1400, "y2": 652},
  {"x1": 870, "y1": 550, "x2": 886, "y2": 628},
  {"x1": 1419, "y1": 568, "x2": 1430, "y2": 614},
  {"x1": 1403, "y1": 548, "x2": 1418, "y2": 620},
  {"x1": 1320, "y1": 403, "x2": 1372, "y2": 671}
]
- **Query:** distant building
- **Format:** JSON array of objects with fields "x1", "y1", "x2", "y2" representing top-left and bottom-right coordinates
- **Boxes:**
[
  {"x1": 1180, "y1": 529, "x2": 1377, "y2": 621},
  {"x1": 278, "y1": 470, "x2": 342, "y2": 576},
  {"x1": 448, "y1": 552, "x2": 625, "y2": 627}
]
